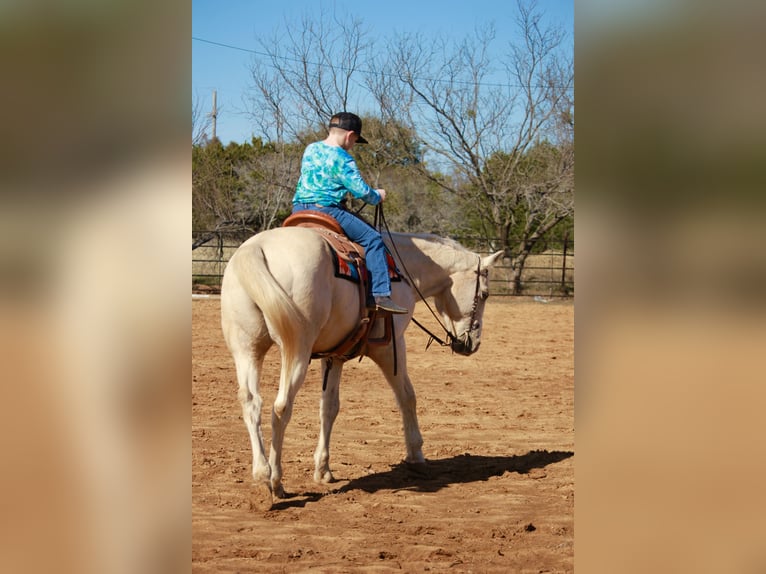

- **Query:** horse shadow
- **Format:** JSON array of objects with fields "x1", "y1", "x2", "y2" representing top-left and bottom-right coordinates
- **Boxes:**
[{"x1": 271, "y1": 449, "x2": 573, "y2": 510}]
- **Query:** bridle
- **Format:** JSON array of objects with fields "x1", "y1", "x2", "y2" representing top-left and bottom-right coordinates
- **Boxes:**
[
  {"x1": 468, "y1": 259, "x2": 488, "y2": 325},
  {"x1": 373, "y1": 205, "x2": 486, "y2": 353},
  {"x1": 405, "y1": 257, "x2": 483, "y2": 351}
]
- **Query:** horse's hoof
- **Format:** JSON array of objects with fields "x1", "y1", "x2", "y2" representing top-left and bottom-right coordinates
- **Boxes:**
[
  {"x1": 314, "y1": 470, "x2": 336, "y2": 484},
  {"x1": 248, "y1": 483, "x2": 273, "y2": 511},
  {"x1": 405, "y1": 460, "x2": 429, "y2": 477},
  {"x1": 272, "y1": 484, "x2": 288, "y2": 499}
]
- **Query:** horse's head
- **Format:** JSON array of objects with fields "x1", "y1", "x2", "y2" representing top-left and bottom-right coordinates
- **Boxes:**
[{"x1": 435, "y1": 250, "x2": 504, "y2": 356}]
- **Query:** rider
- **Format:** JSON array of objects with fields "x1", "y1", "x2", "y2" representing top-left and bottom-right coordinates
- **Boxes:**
[{"x1": 292, "y1": 112, "x2": 408, "y2": 315}]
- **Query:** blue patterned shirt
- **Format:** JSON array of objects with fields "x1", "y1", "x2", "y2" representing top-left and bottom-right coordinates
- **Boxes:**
[{"x1": 293, "y1": 141, "x2": 381, "y2": 207}]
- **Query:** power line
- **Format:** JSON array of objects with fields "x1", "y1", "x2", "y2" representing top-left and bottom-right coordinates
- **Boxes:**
[
  {"x1": 194, "y1": 37, "x2": 260, "y2": 56},
  {"x1": 192, "y1": 36, "x2": 573, "y2": 92}
]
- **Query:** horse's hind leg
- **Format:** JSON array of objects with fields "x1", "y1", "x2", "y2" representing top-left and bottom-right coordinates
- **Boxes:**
[
  {"x1": 313, "y1": 359, "x2": 344, "y2": 484},
  {"x1": 269, "y1": 351, "x2": 311, "y2": 498},
  {"x1": 221, "y1": 293, "x2": 274, "y2": 507},
  {"x1": 233, "y1": 344, "x2": 271, "y2": 481},
  {"x1": 230, "y1": 343, "x2": 275, "y2": 510}
]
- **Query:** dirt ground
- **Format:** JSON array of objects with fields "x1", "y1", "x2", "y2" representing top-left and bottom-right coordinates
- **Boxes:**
[{"x1": 192, "y1": 297, "x2": 574, "y2": 573}]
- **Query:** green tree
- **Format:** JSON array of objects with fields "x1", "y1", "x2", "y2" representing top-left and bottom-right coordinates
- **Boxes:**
[{"x1": 192, "y1": 138, "x2": 301, "y2": 247}]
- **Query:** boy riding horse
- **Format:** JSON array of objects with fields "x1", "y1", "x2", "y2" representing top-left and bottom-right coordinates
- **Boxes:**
[{"x1": 291, "y1": 112, "x2": 408, "y2": 315}]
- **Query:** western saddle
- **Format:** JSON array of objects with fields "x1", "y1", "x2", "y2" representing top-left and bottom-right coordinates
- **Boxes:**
[{"x1": 282, "y1": 210, "x2": 394, "y2": 362}]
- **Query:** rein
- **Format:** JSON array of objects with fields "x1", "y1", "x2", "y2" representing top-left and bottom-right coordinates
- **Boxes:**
[
  {"x1": 374, "y1": 205, "x2": 483, "y2": 351},
  {"x1": 410, "y1": 317, "x2": 454, "y2": 349}
]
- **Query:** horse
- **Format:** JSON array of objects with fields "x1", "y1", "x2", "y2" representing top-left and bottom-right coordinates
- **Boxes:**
[{"x1": 220, "y1": 226, "x2": 504, "y2": 506}]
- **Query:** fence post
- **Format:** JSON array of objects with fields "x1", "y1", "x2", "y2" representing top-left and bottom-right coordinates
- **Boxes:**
[{"x1": 560, "y1": 232, "x2": 570, "y2": 294}]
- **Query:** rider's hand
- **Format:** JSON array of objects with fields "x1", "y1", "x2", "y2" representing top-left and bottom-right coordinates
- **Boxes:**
[{"x1": 377, "y1": 189, "x2": 387, "y2": 202}]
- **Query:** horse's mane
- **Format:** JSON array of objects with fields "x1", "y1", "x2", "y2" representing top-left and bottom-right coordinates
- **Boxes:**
[
  {"x1": 390, "y1": 232, "x2": 473, "y2": 253},
  {"x1": 388, "y1": 232, "x2": 477, "y2": 271}
]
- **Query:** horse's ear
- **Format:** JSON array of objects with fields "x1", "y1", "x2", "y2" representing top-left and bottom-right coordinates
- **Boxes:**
[{"x1": 482, "y1": 250, "x2": 505, "y2": 268}]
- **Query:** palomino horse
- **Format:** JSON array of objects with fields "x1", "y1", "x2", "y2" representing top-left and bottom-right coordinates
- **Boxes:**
[{"x1": 220, "y1": 226, "x2": 503, "y2": 505}]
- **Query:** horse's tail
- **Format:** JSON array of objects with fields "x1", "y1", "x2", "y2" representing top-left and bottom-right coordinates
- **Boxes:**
[{"x1": 230, "y1": 241, "x2": 307, "y2": 365}]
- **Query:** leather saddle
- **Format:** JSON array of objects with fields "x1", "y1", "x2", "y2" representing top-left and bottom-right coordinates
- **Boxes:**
[{"x1": 282, "y1": 210, "x2": 393, "y2": 361}]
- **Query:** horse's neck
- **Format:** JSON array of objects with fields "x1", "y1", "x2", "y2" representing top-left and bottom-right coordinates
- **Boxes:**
[{"x1": 389, "y1": 233, "x2": 473, "y2": 297}]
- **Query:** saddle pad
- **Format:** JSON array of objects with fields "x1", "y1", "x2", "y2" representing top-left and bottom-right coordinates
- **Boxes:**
[
  {"x1": 330, "y1": 249, "x2": 401, "y2": 284},
  {"x1": 331, "y1": 249, "x2": 361, "y2": 283}
]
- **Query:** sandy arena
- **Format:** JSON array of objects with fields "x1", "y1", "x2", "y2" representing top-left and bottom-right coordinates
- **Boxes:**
[{"x1": 193, "y1": 297, "x2": 574, "y2": 572}]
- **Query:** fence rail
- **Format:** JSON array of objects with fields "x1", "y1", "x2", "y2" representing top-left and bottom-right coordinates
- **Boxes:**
[{"x1": 192, "y1": 233, "x2": 573, "y2": 297}]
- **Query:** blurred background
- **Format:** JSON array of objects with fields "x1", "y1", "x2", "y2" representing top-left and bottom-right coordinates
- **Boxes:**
[
  {"x1": 0, "y1": 1, "x2": 189, "y2": 573},
  {"x1": 576, "y1": 1, "x2": 766, "y2": 572},
  {"x1": 1, "y1": 0, "x2": 765, "y2": 572}
]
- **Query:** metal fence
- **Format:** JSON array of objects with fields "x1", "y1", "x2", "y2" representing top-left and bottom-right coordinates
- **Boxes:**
[{"x1": 192, "y1": 232, "x2": 573, "y2": 297}]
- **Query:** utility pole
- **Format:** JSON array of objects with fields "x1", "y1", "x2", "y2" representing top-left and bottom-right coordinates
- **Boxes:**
[{"x1": 210, "y1": 90, "x2": 218, "y2": 141}]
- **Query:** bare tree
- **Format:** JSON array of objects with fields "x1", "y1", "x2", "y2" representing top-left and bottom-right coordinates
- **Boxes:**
[
  {"x1": 235, "y1": 1, "x2": 573, "y2": 294},
  {"x1": 192, "y1": 92, "x2": 213, "y2": 145},
  {"x1": 247, "y1": 11, "x2": 373, "y2": 144},
  {"x1": 368, "y1": 0, "x2": 573, "y2": 290}
]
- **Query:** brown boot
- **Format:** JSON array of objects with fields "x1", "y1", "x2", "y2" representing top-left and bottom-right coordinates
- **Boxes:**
[{"x1": 374, "y1": 296, "x2": 408, "y2": 314}]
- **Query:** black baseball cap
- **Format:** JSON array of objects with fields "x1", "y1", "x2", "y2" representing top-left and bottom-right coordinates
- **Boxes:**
[{"x1": 328, "y1": 112, "x2": 368, "y2": 144}]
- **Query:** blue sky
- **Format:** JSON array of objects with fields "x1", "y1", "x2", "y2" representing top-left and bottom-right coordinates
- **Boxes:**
[{"x1": 192, "y1": 0, "x2": 573, "y2": 144}]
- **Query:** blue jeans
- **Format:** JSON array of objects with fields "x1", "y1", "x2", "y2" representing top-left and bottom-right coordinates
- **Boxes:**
[{"x1": 293, "y1": 203, "x2": 391, "y2": 297}]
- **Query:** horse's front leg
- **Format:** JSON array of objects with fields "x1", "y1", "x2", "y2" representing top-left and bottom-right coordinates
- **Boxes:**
[
  {"x1": 369, "y1": 335, "x2": 425, "y2": 466},
  {"x1": 313, "y1": 358, "x2": 344, "y2": 484}
]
